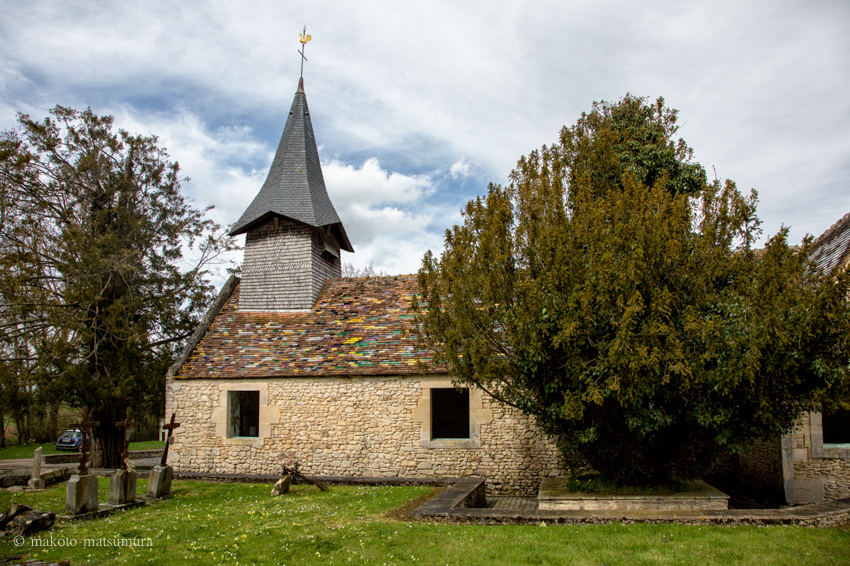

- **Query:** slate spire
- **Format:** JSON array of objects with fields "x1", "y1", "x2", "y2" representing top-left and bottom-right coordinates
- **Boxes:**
[{"x1": 230, "y1": 78, "x2": 353, "y2": 253}]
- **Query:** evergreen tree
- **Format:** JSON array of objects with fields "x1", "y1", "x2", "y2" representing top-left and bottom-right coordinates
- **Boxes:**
[
  {"x1": 416, "y1": 95, "x2": 850, "y2": 485},
  {"x1": 0, "y1": 106, "x2": 237, "y2": 466}
]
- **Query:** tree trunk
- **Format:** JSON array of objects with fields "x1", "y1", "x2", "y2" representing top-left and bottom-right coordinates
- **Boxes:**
[
  {"x1": 0, "y1": 409, "x2": 6, "y2": 449},
  {"x1": 47, "y1": 405, "x2": 58, "y2": 443},
  {"x1": 13, "y1": 415, "x2": 27, "y2": 446},
  {"x1": 90, "y1": 419, "x2": 124, "y2": 469}
]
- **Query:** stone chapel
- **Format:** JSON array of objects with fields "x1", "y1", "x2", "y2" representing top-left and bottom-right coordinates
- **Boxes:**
[{"x1": 164, "y1": 78, "x2": 564, "y2": 494}]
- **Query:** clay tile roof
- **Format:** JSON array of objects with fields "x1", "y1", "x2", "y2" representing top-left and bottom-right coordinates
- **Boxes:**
[
  {"x1": 809, "y1": 210, "x2": 850, "y2": 274},
  {"x1": 172, "y1": 275, "x2": 446, "y2": 379}
]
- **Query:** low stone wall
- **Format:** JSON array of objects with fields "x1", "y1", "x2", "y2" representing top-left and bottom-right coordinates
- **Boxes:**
[
  {"x1": 44, "y1": 450, "x2": 163, "y2": 465},
  {"x1": 537, "y1": 478, "x2": 729, "y2": 511},
  {"x1": 0, "y1": 468, "x2": 71, "y2": 488},
  {"x1": 412, "y1": 479, "x2": 850, "y2": 527},
  {"x1": 708, "y1": 438, "x2": 784, "y2": 504},
  {"x1": 166, "y1": 375, "x2": 565, "y2": 494}
]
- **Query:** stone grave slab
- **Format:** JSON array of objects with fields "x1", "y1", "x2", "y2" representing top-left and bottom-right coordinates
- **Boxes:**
[{"x1": 537, "y1": 477, "x2": 729, "y2": 511}]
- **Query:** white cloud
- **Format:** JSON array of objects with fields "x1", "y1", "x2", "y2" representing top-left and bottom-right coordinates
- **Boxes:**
[
  {"x1": 110, "y1": 108, "x2": 270, "y2": 229},
  {"x1": 105, "y1": 108, "x2": 274, "y2": 283},
  {"x1": 449, "y1": 158, "x2": 475, "y2": 180},
  {"x1": 322, "y1": 157, "x2": 449, "y2": 273},
  {"x1": 323, "y1": 157, "x2": 433, "y2": 205}
]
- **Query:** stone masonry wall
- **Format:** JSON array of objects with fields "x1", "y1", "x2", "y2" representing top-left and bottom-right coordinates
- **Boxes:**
[
  {"x1": 166, "y1": 375, "x2": 564, "y2": 495},
  {"x1": 790, "y1": 412, "x2": 850, "y2": 501},
  {"x1": 713, "y1": 438, "x2": 784, "y2": 503}
]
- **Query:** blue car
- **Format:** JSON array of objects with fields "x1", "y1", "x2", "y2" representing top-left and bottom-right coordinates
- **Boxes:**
[{"x1": 55, "y1": 429, "x2": 85, "y2": 451}]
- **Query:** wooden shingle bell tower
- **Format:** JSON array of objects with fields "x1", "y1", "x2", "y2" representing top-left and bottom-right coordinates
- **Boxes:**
[{"x1": 229, "y1": 77, "x2": 353, "y2": 311}]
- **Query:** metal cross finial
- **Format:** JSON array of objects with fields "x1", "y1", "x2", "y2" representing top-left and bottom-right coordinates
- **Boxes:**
[
  {"x1": 116, "y1": 407, "x2": 139, "y2": 472},
  {"x1": 160, "y1": 412, "x2": 181, "y2": 467},
  {"x1": 298, "y1": 25, "x2": 312, "y2": 78}
]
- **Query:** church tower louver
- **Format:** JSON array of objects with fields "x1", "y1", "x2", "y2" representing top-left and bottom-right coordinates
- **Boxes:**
[{"x1": 230, "y1": 77, "x2": 353, "y2": 311}]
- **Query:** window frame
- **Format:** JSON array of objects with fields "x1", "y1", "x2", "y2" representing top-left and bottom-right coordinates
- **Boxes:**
[
  {"x1": 430, "y1": 387, "x2": 471, "y2": 440},
  {"x1": 811, "y1": 412, "x2": 850, "y2": 458},
  {"x1": 211, "y1": 381, "x2": 279, "y2": 448},
  {"x1": 228, "y1": 390, "x2": 261, "y2": 438},
  {"x1": 413, "y1": 379, "x2": 493, "y2": 449}
]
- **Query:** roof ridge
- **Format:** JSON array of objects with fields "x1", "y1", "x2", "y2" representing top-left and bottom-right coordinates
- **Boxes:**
[
  {"x1": 332, "y1": 274, "x2": 418, "y2": 282},
  {"x1": 810, "y1": 209, "x2": 850, "y2": 253}
]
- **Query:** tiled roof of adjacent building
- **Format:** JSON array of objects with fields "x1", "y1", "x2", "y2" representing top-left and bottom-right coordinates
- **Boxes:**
[
  {"x1": 230, "y1": 78, "x2": 353, "y2": 252},
  {"x1": 809, "y1": 210, "x2": 850, "y2": 274},
  {"x1": 170, "y1": 275, "x2": 445, "y2": 379}
]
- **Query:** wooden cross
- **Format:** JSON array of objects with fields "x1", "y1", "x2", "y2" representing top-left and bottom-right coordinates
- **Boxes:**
[
  {"x1": 160, "y1": 413, "x2": 181, "y2": 466},
  {"x1": 70, "y1": 410, "x2": 99, "y2": 475},
  {"x1": 115, "y1": 407, "x2": 138, "y2": 471}
]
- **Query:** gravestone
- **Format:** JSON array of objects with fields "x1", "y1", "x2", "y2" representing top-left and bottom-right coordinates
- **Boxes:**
[
  {"x1": 159, "y1": 412, "x2": 180, "y2": 467},
  {"x1": 66, "y1": 474, "x2": 98, "y2": 514},
  {"x1": 65, "y1": 411, "x2": 100, "y2": 515},
  {"x1": 0, "y1": 503, "x2": 32, "y2": 529},
  {"x1": 109, "y1": 469, "x2": 137, "y2": 505},
  {"x1": 5, "y1": 509, "x2": 56, "y2": 536},
  {"x1": 146, "y1": 465, "x2": 173, "y2": 499},
  {"x1": 109, "y1": 407, "x2": 139, "y2": 505},
  {"x1": 27, "y1": 447, "x2": 45, "y2": 490},
  {"x1": 146, "y1": 412, "x2": 180, "y2": 499}
]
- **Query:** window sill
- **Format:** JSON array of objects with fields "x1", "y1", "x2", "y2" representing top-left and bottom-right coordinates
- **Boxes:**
[
  {"x1": 812, "y1": 444, "x2": 850, "y2": 459},
  {"x1": 223, "y1": 436, "x2": 264, "y2": 448},
  {"x1": 422, "y1": 438, "x2": 478, "y2": 449}
]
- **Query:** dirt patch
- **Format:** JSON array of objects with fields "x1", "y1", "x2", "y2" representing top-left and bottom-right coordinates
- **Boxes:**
[{"x1": 385, "y1": 486, "x2": 447, "y2": 521}]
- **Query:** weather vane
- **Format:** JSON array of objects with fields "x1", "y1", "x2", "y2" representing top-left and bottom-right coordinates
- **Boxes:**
[{"x1": 298, "y1": 25, "x2": 312, "y2": 78}]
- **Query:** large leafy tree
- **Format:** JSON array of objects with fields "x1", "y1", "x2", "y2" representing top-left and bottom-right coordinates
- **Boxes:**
[
  {"x1": 417, "y1": 95, "x2": 850, "y2": 486},
  {"x1": 0, "y1": 107, "x2": 236, "y2": 467}
]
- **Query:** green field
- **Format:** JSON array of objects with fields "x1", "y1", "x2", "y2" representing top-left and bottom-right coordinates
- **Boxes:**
[
  {"x1": 0, "y1": 480, "x2": 847, "y2": 566},
  {"x1": 0, "y1": 441, "x2": 165, "y2": 460}
]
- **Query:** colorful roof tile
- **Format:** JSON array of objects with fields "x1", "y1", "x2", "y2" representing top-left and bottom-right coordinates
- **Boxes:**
[{"x1": 171, "y1": 275, "x2": 446, "y2": 379}]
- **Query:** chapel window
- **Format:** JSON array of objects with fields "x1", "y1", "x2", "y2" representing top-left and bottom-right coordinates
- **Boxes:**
[
  {"x1": 229, "y1": 391, "x2": 260, "y2": 438},
  {"x1": 823, "y1": 408, "x2": 850, "y2": 446},
  {"x1": 431, "y1": 388, "x2": 470, "y2": 440}
]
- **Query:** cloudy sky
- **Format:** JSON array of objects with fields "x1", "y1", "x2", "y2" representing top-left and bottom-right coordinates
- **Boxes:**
[{"x1": 2, "y1": 1, "x2": 849, "y2": 281}]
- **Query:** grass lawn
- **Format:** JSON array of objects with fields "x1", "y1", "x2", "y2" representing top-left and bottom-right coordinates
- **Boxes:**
[
  {"x1": 0, "y1": 480, "x2": 847, "y2": 566},
  {"x1": 0, "y1": 441, "x2": 165, "y2": 460}
]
